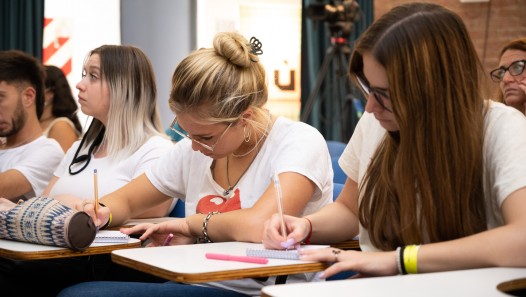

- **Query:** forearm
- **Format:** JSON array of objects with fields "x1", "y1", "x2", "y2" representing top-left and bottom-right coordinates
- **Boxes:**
[
  {"x1": 186, "y1": 208, "x2": 267, "y2": 243},
  {"x1": 0, "y1": 170, "x2": 33, "y2": 201},
  {"x1": 418, "y1": 223, "x2": 526, "y2": 272},
  {"x1": 101, "y1": 174, "x2": 172, "y2": 226},
  {"x1": 419, "y1": 191, "x2": 526, "y2": 272},
  {"x1": 307, "y1": 201, "x2": 359, "y2": 244}
]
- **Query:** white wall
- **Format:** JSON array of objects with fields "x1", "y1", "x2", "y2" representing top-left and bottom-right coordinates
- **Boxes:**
[{"x1": 121, "y1": 0, "x2": 195, "y2": 129}]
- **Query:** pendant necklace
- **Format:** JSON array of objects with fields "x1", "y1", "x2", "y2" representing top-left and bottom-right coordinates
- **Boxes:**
[
  {"x1": 223, "y1": 147, "x2": 259, "y2": 196},
  {"x1": 223, "y1": 110, "x2": 272, "y2": 196}
]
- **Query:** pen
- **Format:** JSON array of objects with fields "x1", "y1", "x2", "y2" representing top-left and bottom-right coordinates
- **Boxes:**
[
  {"x1": 93, "y1": 169, "x2": 99, "y2": 213},
  {"x1": 205, "y1": 253, "x2": 269, "y2": 264},
  {"x1": 162, "y1": 233, "x2": 174, "y2": 246},
  {"x1": 273, "y1": 173, "x2": 287, "y2": 238}
]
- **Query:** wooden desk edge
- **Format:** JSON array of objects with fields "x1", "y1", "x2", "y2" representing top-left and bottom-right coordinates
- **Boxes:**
[
  {"x1": 0, "y1": 241, "x2": 141, "y2": 260},
  {"x1": 330, "y1": 240, "x2": 360, "y2": 250},
  {"x1": 112, "y1": 253, "x2": 329, "y2": 283},
  {"x1": 497, "y1": 277, "x2": 526, "y2": 294}
]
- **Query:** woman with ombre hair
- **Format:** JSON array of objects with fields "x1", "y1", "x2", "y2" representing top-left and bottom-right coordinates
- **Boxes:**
[{"x1": 0, "y1": 45, "x2": 175, "y2": 297}]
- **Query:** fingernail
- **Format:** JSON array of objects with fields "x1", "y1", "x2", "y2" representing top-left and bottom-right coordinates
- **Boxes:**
[{"x1": 280, "y1": 241, "x2": 291, "y2": 249}]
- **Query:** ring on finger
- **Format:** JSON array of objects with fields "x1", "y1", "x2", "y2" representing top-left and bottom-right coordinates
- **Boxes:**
[{"x1": 332, "y1": 249, "x2": 341, "y2": 262}]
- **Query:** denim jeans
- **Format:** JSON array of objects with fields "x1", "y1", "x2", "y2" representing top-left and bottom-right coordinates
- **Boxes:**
[{"x1": 58, "y1": 281, "x2": 250, "y2": 297}]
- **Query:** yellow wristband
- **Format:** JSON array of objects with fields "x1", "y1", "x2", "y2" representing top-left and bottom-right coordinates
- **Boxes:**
[{"x1": 403, "y1": 245, "x2": 420, "y2": 274}]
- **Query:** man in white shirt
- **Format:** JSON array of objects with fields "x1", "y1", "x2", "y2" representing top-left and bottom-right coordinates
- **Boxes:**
[{"x1": 0, "y1": 50, "x2": 63, "y2": 201}]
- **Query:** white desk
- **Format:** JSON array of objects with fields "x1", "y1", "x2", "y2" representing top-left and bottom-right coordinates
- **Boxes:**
[
  {"x1": 261, "y1": 267, "x2": 526, "y2": 297},
  {"x1": 0, "y1": 237, "x2": 141, "y2": 260},
  {"x1": 112, "y1": 241, "x2": 329, "y2": 283}
]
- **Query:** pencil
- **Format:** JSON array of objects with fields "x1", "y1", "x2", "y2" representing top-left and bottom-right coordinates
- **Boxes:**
[
  {"x1": 273, "y1": 173, "x2": 287, "y2": 238},
  {"x1": 94, "y1": 169, "x2": 99, "y2": 213}
]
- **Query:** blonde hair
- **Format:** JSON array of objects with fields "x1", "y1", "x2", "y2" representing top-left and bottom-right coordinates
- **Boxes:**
[
  {"x1": 80, "y1": 45, "x2": 163, "y2": 161},
  {"x1": 169, "y1": 32, "x2": 268, "y2": 131}
]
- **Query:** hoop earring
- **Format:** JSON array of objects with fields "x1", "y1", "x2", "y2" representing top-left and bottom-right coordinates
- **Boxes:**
[{"x1": 243, "y1": 125, "x2": 251, "y2": 143}]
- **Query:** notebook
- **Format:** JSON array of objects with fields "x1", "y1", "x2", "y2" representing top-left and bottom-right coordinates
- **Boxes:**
[
  {"x1": 246, "y1": 245, "x2": 329, "y2": 260},
  {"x1": 93, "y1": 230, "x2": 130, "y2": 243}
]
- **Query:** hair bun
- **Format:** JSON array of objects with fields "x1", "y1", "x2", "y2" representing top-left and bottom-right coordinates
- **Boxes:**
[{"x1": 213, "y1": 32, "x2": 262, "y2": 68}]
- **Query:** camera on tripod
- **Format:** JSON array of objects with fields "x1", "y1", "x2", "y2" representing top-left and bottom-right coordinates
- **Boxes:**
[{"x1": 306, "y1": 0, "x2": 360, "y2": 37}]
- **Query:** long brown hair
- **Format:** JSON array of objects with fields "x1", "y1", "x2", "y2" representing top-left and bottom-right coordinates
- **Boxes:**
[{"x1": 350, "y1": 3, "x2": 488, "y2": 250}]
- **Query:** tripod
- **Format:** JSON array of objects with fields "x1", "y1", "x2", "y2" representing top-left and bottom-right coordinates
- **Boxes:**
[{"x1": 301, "y1": 36, "x2": 360, "y2": 141}]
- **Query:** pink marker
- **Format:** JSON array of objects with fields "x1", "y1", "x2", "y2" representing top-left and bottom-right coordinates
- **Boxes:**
[
  {"x1": 205, "y1": 253, "x2": 269, "y2": 264},
  {"x1": 162, "y1": 233, "x2": 174, "y2": 246}
]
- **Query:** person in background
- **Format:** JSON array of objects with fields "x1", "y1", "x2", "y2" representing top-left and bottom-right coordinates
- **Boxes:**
[
  {"x1": 58, "y1": 31, "x2": 333, "y2": 297},
  {"x1": 0, "y1": 45, "x2": 175, "y2": 297},
  {"x1": 263, "y1": 3, "x2": 526, "y2": 279},
  {"x1": 40, "y1": 65, "x2": 83, "y2": 152},
  {"x1": 0, "y1": 50, "x2": 63, "y2": 201},
  {"x1": 490, "y1": 37, "x2": 526, "y2": 114}
]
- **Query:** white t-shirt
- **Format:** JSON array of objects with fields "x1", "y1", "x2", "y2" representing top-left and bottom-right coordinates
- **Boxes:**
[
  {"x1": 50, "y1": 135, "x2": 175, "y2": 213},
  {"x1": 340, "y1": 101, "x2": 526, "y2": 252},
  {"x1": 147, "y1": 116, "x2": 333, "y2": 296},
  {"x1": 0, "y1": 136, "x2": 63, "y2": 199}
]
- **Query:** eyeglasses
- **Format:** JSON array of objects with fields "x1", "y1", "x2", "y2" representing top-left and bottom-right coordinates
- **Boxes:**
[
  {"x1": 490, "y1": 60, "x2": 526, "y2": 82},
  {"x1": 169, "y1": 117, "x2": 233, "y2": 151},
  {"x1": 355, "y1": 76, "x2": 392, "y2": 112}
]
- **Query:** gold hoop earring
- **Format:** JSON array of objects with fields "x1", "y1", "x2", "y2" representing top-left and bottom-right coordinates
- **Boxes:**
[{"x1": 243, "y1": 126, "x2": 251, "y2": 143}]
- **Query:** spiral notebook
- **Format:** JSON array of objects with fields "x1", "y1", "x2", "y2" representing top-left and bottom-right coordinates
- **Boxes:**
[
  {"x1": 93, "y1": 230, "x2": 130, "y2": 243},
  {"x1": 246, "y1": 245, "x2": 329, "y2": 260}
]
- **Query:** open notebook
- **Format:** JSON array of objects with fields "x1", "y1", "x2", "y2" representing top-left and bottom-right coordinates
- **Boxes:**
[
  {"x1": 246, "y1": 245, "x2": 329, "y2": 260},
  {"x1": 93, "y1": 230, "x2": 130, "y2": 243}
]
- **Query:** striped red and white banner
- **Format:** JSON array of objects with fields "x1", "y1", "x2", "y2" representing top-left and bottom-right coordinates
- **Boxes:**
[{"x1": 42, "y1": 17, "x2": 73, "y2": 77}]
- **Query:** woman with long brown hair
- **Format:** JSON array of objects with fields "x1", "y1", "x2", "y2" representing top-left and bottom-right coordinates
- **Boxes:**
[{"x1": 263, "y1": 2, "x2": 526, "y2": 279}]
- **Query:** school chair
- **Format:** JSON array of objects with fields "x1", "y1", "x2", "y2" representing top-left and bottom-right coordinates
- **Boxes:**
[
  {"x1": 332, "y1": 157, "x2": 347, "y2": 184},
  {"x1": 169, "y1": 198, "x2": 185, "y2": 218},
  {"x1": 326, "y1": 140, "x2": 346, "y2": 159}
]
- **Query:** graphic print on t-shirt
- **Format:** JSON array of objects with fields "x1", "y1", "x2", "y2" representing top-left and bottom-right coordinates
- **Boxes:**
[{"x1": 196, "y1": 188, "x2": 241, "y2": 213}]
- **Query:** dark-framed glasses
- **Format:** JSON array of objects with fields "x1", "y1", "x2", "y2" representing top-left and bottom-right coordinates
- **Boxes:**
[
  {"x1": 355, "y1": 76, "x2": 392, "y2": 112},
  {"x1": 169, "y1": 117, "x2": 233, "y2": 151},
  {"x1": 490, "y1": 60, "x2": 526, "y2": 82}
]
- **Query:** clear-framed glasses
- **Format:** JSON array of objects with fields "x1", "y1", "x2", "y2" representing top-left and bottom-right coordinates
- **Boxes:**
[
  {"x1": 355, "y1": 75, "x2": 392, "y2": 112},
  {"x1": 169, "y1": 117, "x2": 233, "y2": 151},
  {"x1": 490, "y1": 60, "x2": 526, "y2": 82}
]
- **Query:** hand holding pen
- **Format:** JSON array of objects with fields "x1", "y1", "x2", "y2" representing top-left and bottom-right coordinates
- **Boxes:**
[
  {"x1": 262, "y1": 213, "x2": 308, "y2": 250},
  {"x1": 272, "y1": 173, "x2": 301, "y2": 251}
]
